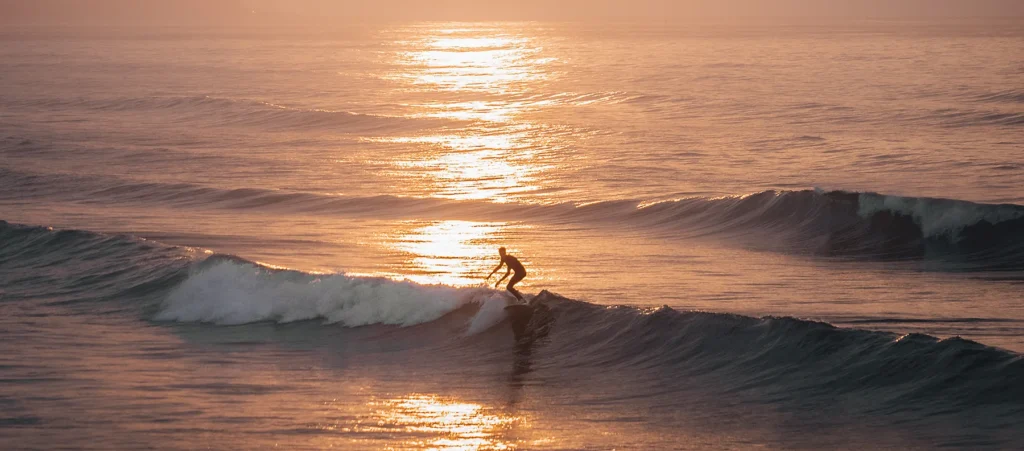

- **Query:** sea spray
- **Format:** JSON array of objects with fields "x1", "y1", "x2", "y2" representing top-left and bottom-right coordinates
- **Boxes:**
[
  {"x1": 155, "y1": 259, "x2": 493, "y2": 327},
  {"x1": 465, "y1": 293, "x2": 513, "y2": 336}
]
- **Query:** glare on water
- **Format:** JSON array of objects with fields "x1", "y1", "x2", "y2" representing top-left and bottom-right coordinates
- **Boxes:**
[
  {"x1": 383, "y1": 220, "x2": 513, "y2": 286},
  {"x1": 362, "y1": 25, "x2": 560, "y2": 286},
  {"x1": 373, "y1": 26, "x2": 560, "y2": 205},
  {"x1": 362, "y1": 395, "x2": 523, "y2": 450}
]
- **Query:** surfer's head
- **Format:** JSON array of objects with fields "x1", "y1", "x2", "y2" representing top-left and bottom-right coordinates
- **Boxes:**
[{"x1": 498, "y1": 246, "x2": 506, "y2": 256}]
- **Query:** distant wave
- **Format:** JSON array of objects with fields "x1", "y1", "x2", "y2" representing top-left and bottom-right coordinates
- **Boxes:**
[
  {"x1": 1, "y1": 220, "x2": 1020, "y2": 422},
  {"x1": 4, "y1": 94, "x2": 453, "y2": 133},
  {"x1": 912, "y1": 88, "x2": 1024, "y2": 127},
  {"x1": 970, "y1": 89, "x2": 1024, "y2": 105},
  {"x1": 632, "y1": 189, "x2": 1024, "y2": 270},
  {"x1": 924, "y1": 108, "x2": 1024, "y2": 128},
  {"x1": 0, "y1": 167, "x2": 499, "y2": 216},
  {"x1": 4, "y1": 165, "x2": 1021, "y2": 271}
]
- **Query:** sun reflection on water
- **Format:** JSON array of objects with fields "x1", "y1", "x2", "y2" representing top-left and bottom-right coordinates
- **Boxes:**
[
  {"x1": 386, "y1": 220, "x2": 512, "y2": 286},
  {"x1": 414, "y1": 101, "x2": 520, "y2": 122},
  {"x1": 366, "y1": 394, "x2": 522, "y2": 450},
  {"x1": 364, "y1": 25, "x2": 565, "y2": 281},
  {"x1": 427, "y1": 37, "x2": 528, "y2": 50},
  {"x1": 370, "y1": 24, "x2": 565, "y2": 204},
  {"x1": 395, "y1": 33, "x2": 547, "y2": 93}
]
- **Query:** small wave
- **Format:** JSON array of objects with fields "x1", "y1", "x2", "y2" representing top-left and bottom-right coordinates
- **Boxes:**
[
  {"x1": 0, "y1": 167, "x2": 594, "y2": 221},
  {"x1": 0, "y1": 167, "x2": 477, "y2": 216},
  {"x1": 990, "y1": 163, "x2": 1022, "y2": 172},
  {"x1": 971, "y1": 89, "x2": 1024, "y2": 104},
  {"x1": 923, "y1": 108, "x2": 1024, "y2": 128},
  {"x1": 795, "y1": 135, "x2": 826, "y2": 141},
  {"x1": 6, "y1": 94, "x2": 451, "y2": 133},
  {"x1": 835, "y1": 317, "x2": 1022, "y2": 325}
]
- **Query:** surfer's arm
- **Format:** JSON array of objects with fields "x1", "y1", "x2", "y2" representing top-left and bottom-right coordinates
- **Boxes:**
[
  {"x1": 495, "y1": 268, "x2": 510, "y2": 286},
  {"x1": 487, "y1": 260, "x2": 504, "y2": 278}
]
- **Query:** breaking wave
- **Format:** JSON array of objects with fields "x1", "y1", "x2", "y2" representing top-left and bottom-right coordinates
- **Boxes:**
[
  {"x1": 1, "y1": 220, "x2": 1021, "y2": 425},
  {"x1": 156, "y1": 256, "x2": 501, "y2": 327},
  {"x1": 633, "y1": 189, "x2": 1024, "y2": 270}
]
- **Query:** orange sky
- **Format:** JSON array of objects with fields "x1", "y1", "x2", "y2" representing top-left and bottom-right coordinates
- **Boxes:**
[{"x1": 3, "y1": 0, "x2": 1023, "y2": 25}]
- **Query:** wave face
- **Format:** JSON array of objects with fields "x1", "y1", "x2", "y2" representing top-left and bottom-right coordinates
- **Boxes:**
[
  {"x1": 2, "y1": 220, "x2": 1021, "y2": 423},
  {"x1": 535, "y1": 292, "x2": 1024, "y2": 416},
  {"x1": 0, "y1": 220, "x2": 190, "y2": 308},
  {"x1": 631, "y1": 189, "x2": 1024, "y2": 270}
]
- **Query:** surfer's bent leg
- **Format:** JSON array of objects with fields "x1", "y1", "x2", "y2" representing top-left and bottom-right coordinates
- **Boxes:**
[{"x1": 507, "y1": 271, "x2": 525, "y2": 302}]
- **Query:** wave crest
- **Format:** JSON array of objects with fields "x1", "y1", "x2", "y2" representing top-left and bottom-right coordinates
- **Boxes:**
[
  {"x1": 155, "y1": 257, "x2": 498, "y2": 327},
  {"x1": 633, "y1": 189, "x2": 1024, "y2": 268}
]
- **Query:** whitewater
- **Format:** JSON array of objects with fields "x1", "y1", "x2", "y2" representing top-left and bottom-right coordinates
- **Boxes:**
[{"x1": 1, "y1": 20, "x2": 1023, "y2": 450}]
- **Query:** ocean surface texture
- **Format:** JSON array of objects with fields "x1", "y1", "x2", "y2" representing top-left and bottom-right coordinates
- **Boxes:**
[{"x1": 1, "y1": 21, "x2": 1023, "y2": 450}]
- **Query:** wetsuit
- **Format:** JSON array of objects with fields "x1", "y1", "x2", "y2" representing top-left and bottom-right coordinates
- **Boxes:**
[{"x1": 503, "y1": 254, "x2": 527, "y2": 291}]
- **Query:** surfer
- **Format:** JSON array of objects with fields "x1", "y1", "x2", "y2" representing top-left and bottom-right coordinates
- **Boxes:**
[{"x1": 486, "y1": 247, "x2": 527, "y2": 302}]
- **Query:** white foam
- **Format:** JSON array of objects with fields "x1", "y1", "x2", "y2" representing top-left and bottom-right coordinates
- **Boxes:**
[
  {"x1": 465, "y1": 294, "x2": 513, "y2": 335},
  {"x1": 156, "y1": 260, "x2": 493, "y2": 327},
  {"x1": 857, "y1": 193, "x2": 1023, "y2": 239}
]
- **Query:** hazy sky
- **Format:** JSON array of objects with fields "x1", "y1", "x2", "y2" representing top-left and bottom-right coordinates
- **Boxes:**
[{"x1": 3, "y1": 0, "x2": 1024, "y2": 25}]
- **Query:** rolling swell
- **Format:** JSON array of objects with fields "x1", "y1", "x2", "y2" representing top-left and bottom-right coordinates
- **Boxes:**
[
  {"x1": 0, "y1": 220, "x2": 190, "y2": 307},
  {"x1": 1, "y1": 220, "x2": 1022, "y2": 425},
  {"x1": 534, "y1": 291, "x2": 1023, "y2": 421},
  {"x1": 3, "y1": 162, "x2": 1023, "y2": 270},
  {"x1": 635, "y1": 190, "x2": 1024, "y2": 270}
]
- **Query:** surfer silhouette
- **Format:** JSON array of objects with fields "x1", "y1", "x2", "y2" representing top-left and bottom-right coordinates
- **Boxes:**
[{"x1": 487, "y1": 247, "x2": 526, "y2": 302}]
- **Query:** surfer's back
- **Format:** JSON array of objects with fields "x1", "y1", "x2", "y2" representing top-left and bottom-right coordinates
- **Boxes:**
[{"x1": 504, "y1": 255, "x2": 525, "y2": 273}]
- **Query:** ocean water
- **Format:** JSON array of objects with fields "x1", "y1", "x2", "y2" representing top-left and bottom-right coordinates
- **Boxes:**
[{"x1": 1, "y1": 21, "x2": 1023, "y2": 449}]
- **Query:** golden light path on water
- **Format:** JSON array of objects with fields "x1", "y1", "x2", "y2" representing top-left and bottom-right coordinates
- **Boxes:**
[
  {"x1": 363, "y1": 395, "x2": 523, "y2": 450},
  {"x1": 348, "y1": 27, "x2": 555, "y2": 447},
  {"x1": 370, "y1": 25, "x2": 556, "y2": 203},
  {"x1": 365, "y1": 24, "x2": 557, "y2": 292},
  {"x1": 326, "y1": 26, "x2": 566, "y2": 448},
  {"x1": 401, "y1": 35, "x2": 543, "y2": 93},
  {"x1": 389, "y1": 220, "x2": 510, "y2": 287}
]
